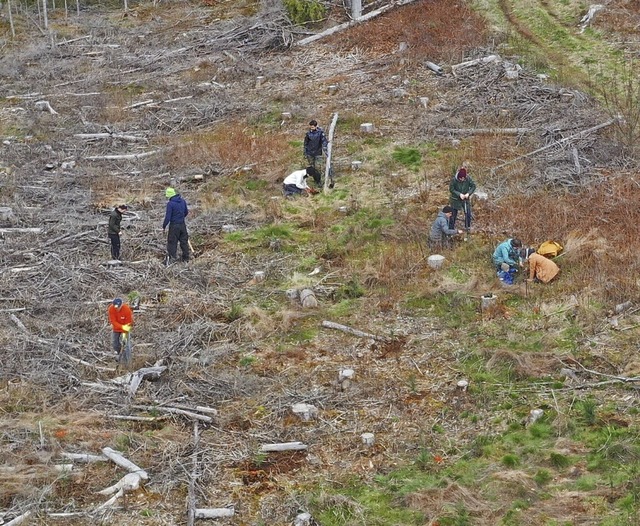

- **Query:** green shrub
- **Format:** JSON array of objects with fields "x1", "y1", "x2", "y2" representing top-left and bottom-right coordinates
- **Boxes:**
[
  {"x1": 502, "y1": 454, "x2": 520, "y2": 468},
  {"x1": 550, "y1": 452, "x2": 572, "y2": 469},
  {"x1": 284, "y1": 0, "x2": 325, "y2": 25},
  {"x1": 534, "y1": 469, "x2": 552, "y2": 486}
]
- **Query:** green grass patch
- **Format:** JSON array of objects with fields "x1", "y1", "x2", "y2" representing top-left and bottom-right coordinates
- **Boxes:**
[{"x1": 391, "y1": 146, "x2": 423, "y2": 171}]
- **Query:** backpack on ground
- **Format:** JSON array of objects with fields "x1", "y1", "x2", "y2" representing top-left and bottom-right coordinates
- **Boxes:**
[{"x1": 537, "y1": 240, "x2": 563, "y2": 258}]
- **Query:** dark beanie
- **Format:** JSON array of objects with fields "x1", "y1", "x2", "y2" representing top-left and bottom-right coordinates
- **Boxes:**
[
  {"x1": 511, "y1": 238, "x2": 522, "y2": 248},
  {"x1": 442, "y1": 206, "x2": 454, "y2": 214}
]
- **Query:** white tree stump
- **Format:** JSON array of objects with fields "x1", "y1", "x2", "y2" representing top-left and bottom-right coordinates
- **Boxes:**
[
  {"x1": 351, "y1": 160, "x2": 362, "y2": 170},
  {"x1": 360, "y1": 123, "x2": 374, "y2": 133},
  {"x1": 221, "y1": 224, "x2": 237, "y2": 233},
  {"x1": 35, "y1": 100, "x2": 59, "y2": 114},
  {"x1": 481, "y1": 294, "x2": 497, "y2": 312},
  {"x1": 291, "y1": 403, "x2": 318, "y2": 421},
  {"x1": 328, "y1": 84, "x2": 338, "y2": 94},
  {"x1": 337, "y1": 368, "x2": 355, "y2": 391},
  {"x1": 0, "y1": 206, "x2": 16, "y2": 225},
  {"x1": 281, "y1": 112, "x2": 292, "y2": 120},
  {"x1": 253, "y1": 271, "x2": 265, "y2": 282},
  {"x1": 255, "y1": 76, "x2": 265, "y2": 88},
  {"x1": 361, "y1": 433, "x2": 375, "y2": 446},
  {"x1": 285, "y1": 288, "x2": 299, "y2": 301},
  {"x1": 527, "y1": 409, "x2": 544, "y2": 426},
  {"x1": 419, "y1": 97, "x2": 429, "y2": 108},
  {"x1": 295, "y1": 512, "x2": 313, "y2": 526},
  {"x1": 456, "y1": 379, "x2": 469, "y2": 391},
  {"x1": 300, "y1": 289, "x2": 318, "y2": 308},
  {"x1": 425, "y1": 61, "x2": 444, "y2": 75}
]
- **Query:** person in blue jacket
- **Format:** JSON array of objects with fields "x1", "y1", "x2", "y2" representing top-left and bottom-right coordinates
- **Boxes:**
[
  {"x1": 492, "y1": 238, "x2": 522, "y2": 272},
  {"x1": 163, "y1": 187, "x2": 190, "y2": 264}
]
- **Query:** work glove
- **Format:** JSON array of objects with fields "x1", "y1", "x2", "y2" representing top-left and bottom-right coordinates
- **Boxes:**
[
  {"x1": 122, "y1": 324, "x2": 131, "y2": 332},
  {"x1": 121, "y1": 332, "x2": 128, "y2": 343}
]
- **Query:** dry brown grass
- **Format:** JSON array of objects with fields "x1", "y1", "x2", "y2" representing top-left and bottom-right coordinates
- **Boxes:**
[
  {"x1": 328, "y1": 0, "x2": 488, "y2": 63},
  {"x1": 164, "y1": 123, "x2": 291, "y2": 175},
  {"x1": 482, "y1": 176, "x2": 640, "y2": 301}
]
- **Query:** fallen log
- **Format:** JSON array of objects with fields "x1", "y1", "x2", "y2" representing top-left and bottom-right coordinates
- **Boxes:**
[
  {"x1": 296, "y1": 0, "x2": 419, "y2": 46},
  {"x1": 490, "y1": 118, "x2": 617, "y2": 173},
  {"x1": 195, "y1": 508, "x2": 235, "y2": 519},
  {"x1": 321, "y1": 320, "x2": 389, "y2": 342},
  {"x1": 111, "y1": 365, "x2": 167, "y2": 396},
  {"x1": 74, "y1": 132, "x2": 148, "y2": 143},
  {"x1": 435, "y1": 127, "x2": 532, "y2": 136},
  {"x1": 260, "y1": 442, "x2": 308, "y2": 452},
  {"x1": 132, "y1": 405, "x2": 213, "y2": 423},
  {"x1": 451, "y1": 54, "x2": 501, "y2": 75},
  {"x1": 101, "y1": 447, "x2": 149, "y2": 480},
  {"x1": 5, "y1": 511, "x2": 32, "y2": 526},
  {"x1": 0, "y1": 228, "x2": 42, "y2": 233},
  {"x1": 84, "y1": 150, "x2": 160, "y2": 161},
  {"x1": 61, "y1": 452, "x2": 107, "y2": 463}
]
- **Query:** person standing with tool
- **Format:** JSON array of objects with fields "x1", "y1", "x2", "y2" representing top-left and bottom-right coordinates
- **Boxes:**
[
  {"x1": 448, "y1": 167, "x2": 476, "y2": 235},
  {"x1": 108, "y1": 297, "x2": 133, "y2": 365},
  {"x1": 162, "y1": 187, "x2": 190, "y2": 265},
  {"x1": 108, "y1": 204, "x2": 128, "y2": 261},
  {"x1": 303, "y1": 119, "x2": 328, "y2": 186}
]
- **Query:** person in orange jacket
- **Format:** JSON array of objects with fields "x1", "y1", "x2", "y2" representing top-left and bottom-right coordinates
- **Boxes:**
[
  {"x1": 108, "y1": 297, "x2": 133, "y2": 364},
  {"x1": 522, "y1": 248, "x2": 560, "y2": 283}
]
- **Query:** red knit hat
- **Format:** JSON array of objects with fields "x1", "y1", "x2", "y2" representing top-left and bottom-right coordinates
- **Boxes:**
[{"x1": 456, "y1": 167, "x2": 467, "y2": 180}]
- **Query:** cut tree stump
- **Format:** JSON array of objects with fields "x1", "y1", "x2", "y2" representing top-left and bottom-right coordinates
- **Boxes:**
[{"x1": 291, "y1": 403, "x2": 318, "y2": 421}]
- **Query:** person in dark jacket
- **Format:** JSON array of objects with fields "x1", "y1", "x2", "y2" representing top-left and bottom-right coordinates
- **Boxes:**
[
  {"x1": 162, "y1": 187, "x2": 190, "y2": 264},
  {"x1": 429, "y1": 206, "x2": 463, "y2": 250},
  {"x1": 108, "y1": 204, "x2": 128, "y2": 260},
  {"x1": 448, "y1": 167, "x2": 476, "y2": 231},
  {"x1": 303, "y1": 120, "x2": 328, "y2": 185}
]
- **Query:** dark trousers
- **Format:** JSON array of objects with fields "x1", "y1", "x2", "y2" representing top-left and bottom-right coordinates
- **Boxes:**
[
  {"x1": 449, "y1": 203, "x2": 472, "y2": 230},
  {"x1": 305, "y1": 155, "x2": 323, "y2": 185},
  {"x1": 109, "y1": 233, "x2": 121, "y2": 260},
  {"x1": 167, "y1": 223, "x2": 189, "y2": 262},
  {"x1": 283, "y1": 183, "x2": 305, "y2": 196}
]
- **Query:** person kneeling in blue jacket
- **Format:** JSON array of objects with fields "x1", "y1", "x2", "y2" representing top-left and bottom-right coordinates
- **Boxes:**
[{"x1": 493, "y1": 238, "x2": 522, "y2": 272}]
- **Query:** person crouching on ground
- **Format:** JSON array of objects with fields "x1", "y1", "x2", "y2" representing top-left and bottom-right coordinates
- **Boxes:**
[
  {"x1": 429, "y1": 206, "x2": 463, "y2": 250},
  {"x1": 283, "y1": 167, "x2": 321, "y2": 197},
  {"x1": 108, "y1": 297, "x2": 133, "y2": 365},
  {"x1": 493, "y1": 238, "x2": 523, "y2": 272},
  {"x1": 521, "y1": 247, "x2": 560, "y2": 283}
]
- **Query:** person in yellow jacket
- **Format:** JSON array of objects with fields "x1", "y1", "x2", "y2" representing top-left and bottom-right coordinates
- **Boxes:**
[{"x1": 522, "y1": 248, "x2": 560, "y2": 283}]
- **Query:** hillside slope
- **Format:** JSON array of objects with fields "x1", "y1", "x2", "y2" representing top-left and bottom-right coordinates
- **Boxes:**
[{"x1": 1, "y1": 1, "x2": 639, "y2": 525}]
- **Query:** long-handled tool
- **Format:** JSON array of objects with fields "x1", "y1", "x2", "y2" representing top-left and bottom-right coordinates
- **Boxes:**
[{"x1": 462, "y1": 199, "x2": 472, "y2": 240}]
